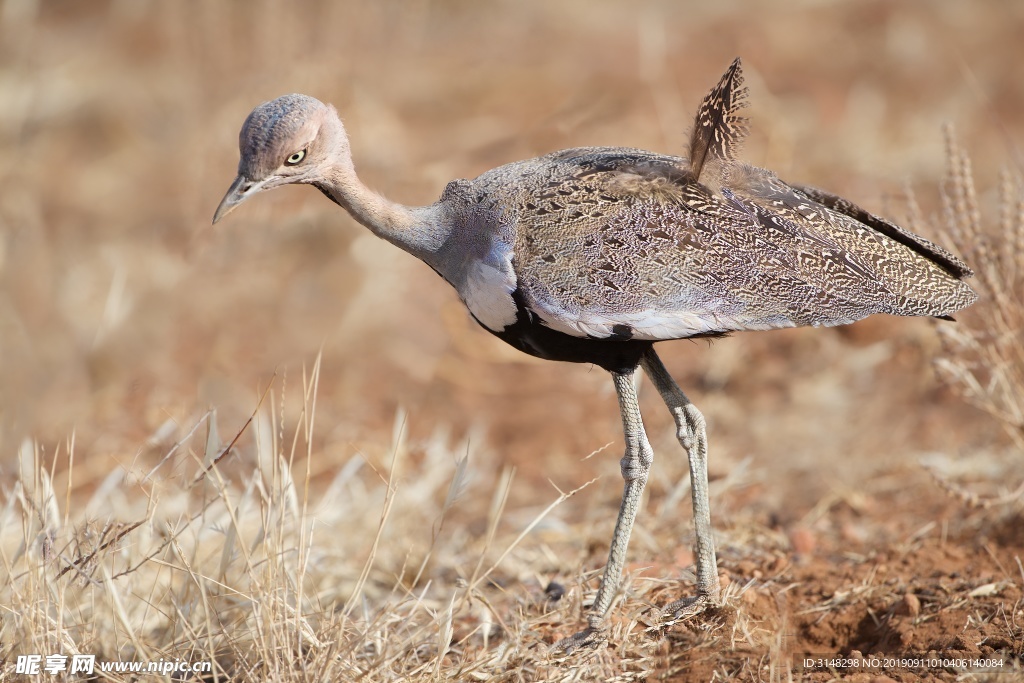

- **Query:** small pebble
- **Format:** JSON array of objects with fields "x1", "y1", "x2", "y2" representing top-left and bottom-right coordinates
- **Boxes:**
[
  {"x1": 896, "y1": 592, "x2": 920, "y2": 617},
  {"x1": 544, "y1": 581, "x2": 566, "y2": 603},
  {"x1": 789, "y1": 525, "x2": 816, "y2": 556}
]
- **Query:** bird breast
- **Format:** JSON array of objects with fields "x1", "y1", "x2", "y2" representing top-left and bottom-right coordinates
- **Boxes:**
[
  {"x1": 460, "y1": 241, "x2": 518, "y2": 331},
  {"x1": 430, "y1": 188, "x2": 520, "y2": 333}
]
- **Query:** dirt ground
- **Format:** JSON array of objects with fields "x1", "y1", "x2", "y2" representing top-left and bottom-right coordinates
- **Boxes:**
[{"x1": 1, "y1": 1, "x2": 1022, "y2": 681}]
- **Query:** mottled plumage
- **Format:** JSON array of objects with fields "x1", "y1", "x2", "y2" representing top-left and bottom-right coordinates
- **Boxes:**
[
  {"x1": 435, "y1": 145, "x2": 974, "y2": 350},
  {"x1": 214, "y1": 58, "x2": 977, "y2": 650}
]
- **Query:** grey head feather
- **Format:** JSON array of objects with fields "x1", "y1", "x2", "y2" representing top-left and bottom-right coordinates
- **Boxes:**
[{"x1": 238, "y1": 94, "x2": 328, "y2": 179}]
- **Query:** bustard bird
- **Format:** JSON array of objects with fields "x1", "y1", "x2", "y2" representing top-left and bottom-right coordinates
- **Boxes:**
[{"x1": 214, "y1": 59, "x2": 977, "y2": 649}]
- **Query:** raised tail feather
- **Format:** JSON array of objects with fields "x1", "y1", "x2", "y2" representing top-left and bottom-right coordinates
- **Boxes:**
[{"x1": 688, "y1": 57, "x2": 749, "y2": 182}]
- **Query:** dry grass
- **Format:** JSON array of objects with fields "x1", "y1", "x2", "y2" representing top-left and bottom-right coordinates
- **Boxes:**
[
  {"x1": 933, "y1": 128, "x2": 1024, "y2": 452},
  {"x1": 2, "y1": 1, "x2": 1024, "y2": 681},
  {"x1": 5, "y1": 377, "x2": 1023, "y2": 680},
  {"x1": 0, "y1": 364, "x2": 759, "y2": 681}
]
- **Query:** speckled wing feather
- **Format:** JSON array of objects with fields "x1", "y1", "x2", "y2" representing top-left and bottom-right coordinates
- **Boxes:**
[
  {"x1": 448, "y1": 145, "x2": 976, "y2": 342},
  {"x1": 726, "y1": 168, "x2": 977, "y2": 320},
  {"x1": 793, "y1": 184, "x2": 973, "y2": 277}
]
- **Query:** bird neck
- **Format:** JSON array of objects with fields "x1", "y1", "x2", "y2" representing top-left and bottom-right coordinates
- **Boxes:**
[{"x1": 315, "y1": 163, "x2": 447, "y2": 259}]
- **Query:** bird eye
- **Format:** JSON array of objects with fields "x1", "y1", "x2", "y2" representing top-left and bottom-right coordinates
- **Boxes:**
[{"x1": 285, "y1": 149, "x2": 306, "y2": 166}]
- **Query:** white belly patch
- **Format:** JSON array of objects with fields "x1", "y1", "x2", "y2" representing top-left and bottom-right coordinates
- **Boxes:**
[{"x1": 461, "y1": 247, "x2": 518, "y2": 332}]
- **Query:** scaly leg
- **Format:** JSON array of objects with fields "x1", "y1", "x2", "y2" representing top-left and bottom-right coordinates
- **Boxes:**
[
  {"x1": 640, "y1": 348, "x2": 721, "y2": 618},
  {"x1": 556, "y1": 366, "x2": 654, "y2": 652}
]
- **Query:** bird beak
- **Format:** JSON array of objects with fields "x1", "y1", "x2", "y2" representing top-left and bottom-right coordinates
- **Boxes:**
[{"x1": 213, "y1": 175, "x2": 265, "y2": 224}]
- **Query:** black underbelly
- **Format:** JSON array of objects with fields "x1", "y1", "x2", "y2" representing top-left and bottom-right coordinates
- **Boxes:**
[
  {"x1": 478, "y1": 290, "x2": 653, "y2": 374},
  {"x1": 491, "y1": 318, "x2": 653, "y2": 374}
]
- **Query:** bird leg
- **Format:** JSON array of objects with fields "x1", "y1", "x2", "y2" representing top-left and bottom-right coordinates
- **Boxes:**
[
  {"x1": 639, "y1": 348, "x2": 721, "y2": 620},
  {"x1": 556, "y1": 367, "x2": 654, "y2": 652}
]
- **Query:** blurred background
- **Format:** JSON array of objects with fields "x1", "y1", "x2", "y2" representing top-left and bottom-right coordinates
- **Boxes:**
[{"x1": 0, "y1": 0, "x2": 1020, "y2": 515}]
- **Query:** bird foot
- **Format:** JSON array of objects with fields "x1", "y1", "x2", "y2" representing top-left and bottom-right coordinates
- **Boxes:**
[
  {"x1": 652, "y1": 592, "x2": 717, "y2": 629},
  {"x1": 551, "y1": 625, "x2": 607, "y2": 655}
]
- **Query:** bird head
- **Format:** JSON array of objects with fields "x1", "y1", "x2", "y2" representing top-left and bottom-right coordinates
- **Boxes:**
[{"x1": 213, "y1": 94, "x2": 346, "y2": 224}]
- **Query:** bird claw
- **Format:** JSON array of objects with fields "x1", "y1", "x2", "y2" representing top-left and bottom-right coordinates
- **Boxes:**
[
  {"x1": 557, "y1": 590, "x2": 719, "y2": 651},
  {"x1": 656, "y1": 592, "x2": 716, "y2": 627},
  {"x1": 551, "y1": 625, "x2": 607, "y2": 655}
]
